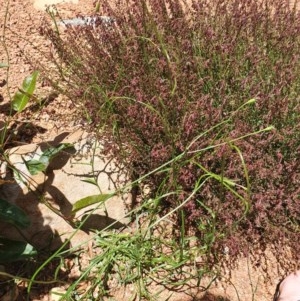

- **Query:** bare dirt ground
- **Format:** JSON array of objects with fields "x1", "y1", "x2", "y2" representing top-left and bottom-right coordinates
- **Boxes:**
[
  {"x1": 0, "y1": 0, "x2": 94, "y2": 145},
  {"x1": 0, "y1": 1, "x2": 296, "y2": 300}
]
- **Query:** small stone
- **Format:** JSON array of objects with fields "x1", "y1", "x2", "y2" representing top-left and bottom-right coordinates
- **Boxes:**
[{"x1": 49, "y1": 287, "x2": 66, "y2": 301}]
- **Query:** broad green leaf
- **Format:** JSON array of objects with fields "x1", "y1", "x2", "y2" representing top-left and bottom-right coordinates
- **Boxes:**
[
  {"x1": 72, "y1": 194, "x2": 113, "y2": 214},
  {"x1": 25, "y1": 143, "x2": 74, "y2": 175},
  {"x1": 39, "y1": 143, "x2": 73, "y2": 166},
  {"x1": 0, "y1": 198, "x2": 30, "y2": 228},
  {"x1": 0, "y1": 62, "x2": 8, "y2": 68},
  {"x1": 24, "y1": 159, "x2": 47, "y2": 175},
  {"x1": 0, "y1": 237, "x2": 37, "y2": 263},
  {"x1": 12, "y1": 71, "x2": 39, "y2": 112}
]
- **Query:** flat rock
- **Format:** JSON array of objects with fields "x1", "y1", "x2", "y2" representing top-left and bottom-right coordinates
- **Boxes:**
[
  {"x1": 0, "y1": 129, "x2": 131, "y2": 250},
  {"x1": 33, "y1": 0, "x2": 78, "y2": 10}
]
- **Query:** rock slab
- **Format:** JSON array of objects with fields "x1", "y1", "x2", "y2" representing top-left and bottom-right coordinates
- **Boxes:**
[{"x1": 0, "y1": 129, "x2": 131, "y2": 250}]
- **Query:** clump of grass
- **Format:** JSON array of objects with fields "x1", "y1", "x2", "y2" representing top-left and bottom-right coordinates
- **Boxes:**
[{"x1": 37, "y1": 0, "x2": 300, "y2": 272}]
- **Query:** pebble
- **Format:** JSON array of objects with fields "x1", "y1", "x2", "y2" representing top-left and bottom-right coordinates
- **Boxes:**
[{"x1": 49, "y1": 287, "x2": 67, "y2": 301}]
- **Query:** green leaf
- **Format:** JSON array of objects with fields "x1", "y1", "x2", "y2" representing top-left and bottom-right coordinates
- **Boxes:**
[
  {"x1": 40, "y1": 143, "x2": 73, "y2": 166},
  {"x1": 0, "y1": 198, "x2": 30, "y2": 228},
  {"x1": 72, "y1": 194, "x2": 113, "y2": 214},
  {"x1": 24, "y1": 159, "x2": 47, "y2": 175},
  {"x1": 25, "y1": 143, "x2": 74, "y2": 175},
  {"x1": 0, "y1": 237, "x2": 37, "y2": 263},
  {"x1": 0, "y1": 62, "x2": 8, "y2": 68},
  {"x1": 12, "y1": 71, "x2": 39, "y2": 112},
  {"x1": 81, "y1": 178, "x2": 98, "y2": 186}
]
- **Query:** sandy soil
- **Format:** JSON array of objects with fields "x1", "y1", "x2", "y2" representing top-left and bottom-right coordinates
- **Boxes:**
[{"x1": 0, "y1": 0, "x2": 95, "y2": 146}]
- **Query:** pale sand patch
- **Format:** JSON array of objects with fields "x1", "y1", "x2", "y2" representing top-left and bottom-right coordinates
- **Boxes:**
[{"x1": 33, "y1": 0, "x2": 78, "y2": 10}]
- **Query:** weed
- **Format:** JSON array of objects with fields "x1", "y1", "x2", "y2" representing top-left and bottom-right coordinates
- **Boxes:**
[
  {"x1": 38, "y1": 0, "x2": 300, "y2": 264},
  {"x1": 0, "y1": 0, "x2": 293, "y2": 299}
]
